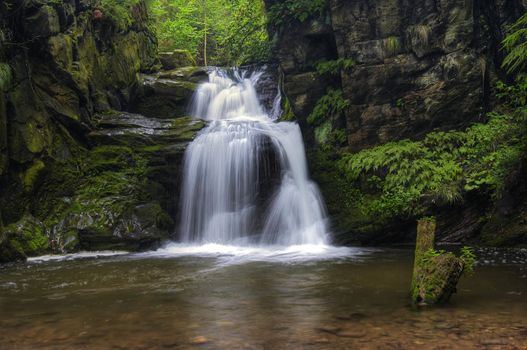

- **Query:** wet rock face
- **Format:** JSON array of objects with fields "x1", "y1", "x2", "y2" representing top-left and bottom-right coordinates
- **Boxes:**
[
  {"x1": 0, "y1": 1, "x2": 206, "y2": 260},
  {"x1": 265, "y1": 0, "x2": 526, "y2": 245},
  {"x1": 0, "y1": 0, "x2": 159, "y2": 223},
  {"x1": 159, "y1": 50, "x2": 197, "y2": 70},
  {"x1": 266, "y1": 0, "x2": 525, "y2": 150}
]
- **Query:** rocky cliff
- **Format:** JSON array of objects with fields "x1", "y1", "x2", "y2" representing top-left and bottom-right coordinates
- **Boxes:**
[
  {"x1": 0, "y1": 0, "x2": 203, "y2": 262},
  {"x1": 265, "y1": 0, "x2": 527, "y2": 245}
]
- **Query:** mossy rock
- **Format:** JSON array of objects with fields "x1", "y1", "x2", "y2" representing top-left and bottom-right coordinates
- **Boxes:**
[
  {"x1": 22, "y1": 160, "x2": 46, "y2": 192},
  {"x1": 0, "y1": 214, "x2": 49, "y2": 262},
  {"x1": 159, "y1": 50, "x2": 196, "y2": 70},
  {"x1": 157, "y1": 67, "x2": 208, "y2": 83}
]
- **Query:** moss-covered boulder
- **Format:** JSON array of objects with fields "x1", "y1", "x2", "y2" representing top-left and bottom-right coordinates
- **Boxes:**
[
  {"x1": 159, "y1": 50, "x2": 196, "y2": 70},
  {"x1": 27, "y1": 112, "x2": 204, "y2": 255},
  {"x1": 157, "y1": 67, "x2": 209, "y2": 83},
  {"x1": 37, "y1": 143, "x2": 170, "y2": 252},
  {"x1": 0, "y1": 215, "x2": 49, "y2": 263},
  {"x1": 132, "y1": 75, "x2": 198, "y2": 119},
  {"x1": 411, "y1": 218, "x2": 466, "y2": 306}
]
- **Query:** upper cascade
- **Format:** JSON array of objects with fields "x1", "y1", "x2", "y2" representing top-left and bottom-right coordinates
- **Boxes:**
[
  {"x1": 179, "y1": 68, "x2": 329, "y2": 246},
  {"x1": 191, "y1": 70, "x2": 269, "y2": 121}
]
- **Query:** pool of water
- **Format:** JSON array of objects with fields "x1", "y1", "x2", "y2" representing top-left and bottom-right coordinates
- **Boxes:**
[{"x1": 1, "y1": 245, "x2": 526, "y2": 349}]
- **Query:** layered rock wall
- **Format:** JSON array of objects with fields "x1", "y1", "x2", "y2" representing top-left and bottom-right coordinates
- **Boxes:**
[
  {"x1": 0, "y1": 0, "x2": 204, "y2": 261},
  {"x1": 265, "y1": 0, "x2": 526, "y2": 244},
  {"x1": 268, "y1": 0, "x2": 525, "y2": 149}
]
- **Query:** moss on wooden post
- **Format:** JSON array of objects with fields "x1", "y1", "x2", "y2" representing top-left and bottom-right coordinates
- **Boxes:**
[
  {"x1": 415, "y1": 218, "x2": 436, "y2": 257},
  {"x1": 411, "y1": 217, "x2": 465, "y2": 306}
]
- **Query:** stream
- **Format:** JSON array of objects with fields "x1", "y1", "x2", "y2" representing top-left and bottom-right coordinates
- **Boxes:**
[{"x1": 1, "y1": 246, "x2": 526, "y2": 349}]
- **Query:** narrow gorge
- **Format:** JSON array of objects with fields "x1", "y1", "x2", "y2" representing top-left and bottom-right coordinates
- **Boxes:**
[{"x1": 0, "y1": 0, "x2": 526, "y2": 348}]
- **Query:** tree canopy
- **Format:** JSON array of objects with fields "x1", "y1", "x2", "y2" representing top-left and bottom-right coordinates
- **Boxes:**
[{"x1": 147, "y1": 0, "x2": 270, "y2": 66}]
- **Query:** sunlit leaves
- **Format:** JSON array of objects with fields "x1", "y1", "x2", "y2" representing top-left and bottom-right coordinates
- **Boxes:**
[{"x1": 147, "y1": 0, "x2": 270, "y2": 65}]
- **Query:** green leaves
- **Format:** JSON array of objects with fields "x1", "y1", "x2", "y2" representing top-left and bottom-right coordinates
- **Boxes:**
[
  {"x1": 308, "y1": 89, "x2": 349, "y2": 152},
  {"x1": 307, "y1": 89, "x2": 349, "y2": 126},
  {"x1": 147, "y1": 0, "x2": 270, "y2": 65},
  {"x1": 337, "y1": 110, "x2": 526, "y2": 222},
  {"x1": 502, "y1": 13, "x2": 527, "y2": 74},
  {"x1": 315, "y1": 58, "x2": 355, "y2": 75},
  {"x1": 460, "y1": 246, "x2": 476, "y2": 275},
  {"x1": 268, "y1": 0, "x2": 326, "y2": 28}
]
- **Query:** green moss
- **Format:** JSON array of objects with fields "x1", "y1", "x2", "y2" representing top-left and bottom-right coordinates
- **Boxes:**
[
  {"x1": 99, "y1": 0, "x2": 141, "y2": 31},
  {"x1": 3, "y1": 215, "x2": 49, "y2": 259},
  {"x1": 307, "y1": 89, "x2": 349, "y2": 126},
  {"x1": 410, "y1": 219, "x2": 476, "y2": 305},
  {"x1": 383, "y1": 36, "x2": 401, "y2": 57},
  {"x1": 279, "y1": 95, "x2": 296, "y2": 122},
  {"x1": 411, "y1": 251, "x2": 464, "y2": 305},
  {"x1": 0, "y1": 63, "x2": 12, "y2": 91},
  {"x1": 22, "y1": 160, "x2": 46, "y2": 192}
]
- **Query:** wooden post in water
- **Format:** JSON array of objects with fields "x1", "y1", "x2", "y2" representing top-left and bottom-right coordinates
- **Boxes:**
[{"x1": 411, "y1": 217, "x2": 464, "y2": 306}]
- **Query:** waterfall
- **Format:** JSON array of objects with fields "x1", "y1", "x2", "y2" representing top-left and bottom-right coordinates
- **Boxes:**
[{"x1": 178, "y1": 68, "x2": 328, "y2": 246}]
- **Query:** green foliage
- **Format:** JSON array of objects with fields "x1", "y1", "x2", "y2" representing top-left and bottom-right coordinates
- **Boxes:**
[
  {"x1": 148, "y1": 0, "x2": 270, "y2": 65},
  {"x1": 460, "y1": 246, "x2": 476, "y2": 275},
  {"x1": 502, "y1": 13, "x2": 527, "y2": 74},
  {"x1": 496, "y1": 74, "x2": 527, "y2": 108},
  {"x1": 308, "y1": 89, "x2": 349, "y2": 152},
  {"x1": 268, "y1": 0, "x2": 326, "y2": 28},
  {"x1": 421, "y1": 248, "x2": 451, "y2": 262},
  {"x1": 421, "y1": 246, "x2": 476, "y2": 277},
  {"x1": 98, "y1": 0, "x2": 141, "y2": 30},
  {"x1": 338, "y1": 111, "x2": 527, "y2": 222},
  {"x1": 315, "y1": 58, "x2": 355, "y2": 75},
  {"x1": 307, "y1": 89, "x2": 349, "y2": 126},
  {"x1": 5, "y1": 215, "x2": 49, "y2": 258}
]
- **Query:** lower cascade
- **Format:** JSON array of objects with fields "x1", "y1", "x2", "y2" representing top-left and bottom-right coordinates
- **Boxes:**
[{"x1": 178, "y1": 68, "x2": 328, "y2": 246}]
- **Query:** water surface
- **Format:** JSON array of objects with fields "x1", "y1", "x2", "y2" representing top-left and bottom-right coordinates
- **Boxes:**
[{"x1": 1, "y1": 246, "x2": 526, "y2": 349}]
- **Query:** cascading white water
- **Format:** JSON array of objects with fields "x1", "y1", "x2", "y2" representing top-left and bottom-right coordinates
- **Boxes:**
[{"x1": 179, "y1": 68, "x2": 328, "y2": 246}]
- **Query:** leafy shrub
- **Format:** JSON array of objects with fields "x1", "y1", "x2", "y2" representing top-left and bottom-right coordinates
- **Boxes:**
[
  {"x1": 496, "y1": 74, "x2": 527, "y2": 108},
  {"x1": 307, "y1": 88, "x2": 349, "y2": 126},
  {"x1": 308, "y1": 89, "x2": 349, "y2": 152},
  {"x1": 460, "y1": 246, "x2": 476, "y2": 275},
  {"x1": 338, "y1": 111, "x2": 526, "y2": 221}
]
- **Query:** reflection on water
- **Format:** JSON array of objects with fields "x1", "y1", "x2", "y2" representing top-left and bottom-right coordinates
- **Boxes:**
[{"x1": 1, "y1": 247, "x2": 526, "y2": 349}]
